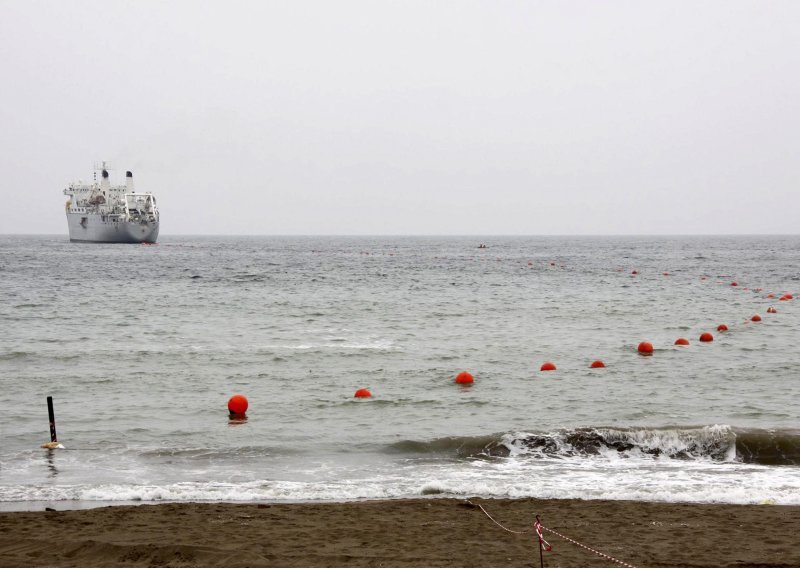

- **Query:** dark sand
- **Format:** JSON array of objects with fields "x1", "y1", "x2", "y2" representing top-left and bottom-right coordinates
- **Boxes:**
[{"x1": 1, "y1": 498, "x2": 798, "y2": 567}]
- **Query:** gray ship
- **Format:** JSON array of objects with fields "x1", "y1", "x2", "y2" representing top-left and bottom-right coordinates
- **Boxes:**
[{"x1": 64, "y1": 163, "x2": 159, "y2": 243}]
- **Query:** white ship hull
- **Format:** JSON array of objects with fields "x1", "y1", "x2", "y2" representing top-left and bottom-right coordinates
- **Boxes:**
[
  {"x1": 63, "y1": 165, "x2": 160, "y2": 244},
  {"x1": 66, "y1": 212, "x2": 159, "y2": 243}
]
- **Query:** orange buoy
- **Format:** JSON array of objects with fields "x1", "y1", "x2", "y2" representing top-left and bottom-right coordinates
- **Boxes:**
[
  {"x1": 731, "y1": 281, "x2": 738, "y2": 287},
  {"x1": 751, "y1": 314, "x2": 762, "y2": 322},
  {"x1": 674, "y1": 338, "x2": 690, "y2": 346},
  {"x1": 227, "y1": 394, "x2": 249, "y2": 415},
  {"x1": 540, "y1": 362, "x2": 556, "y2": 371},
  {"x1": 589, "y1": 360, "x2": 605, "y2": 368},
  {"x1": 455, "y1": 371, "x2": 474, "y2": 384},
  {"x1": 637, "y1": 342, "x2": 654, "y2": 355},
  {"x1": 354, "y1": 388, "x2": 372, "y2": 398},
  {"x1": 699, "y1": 332, "x2": 714, "y2": 342},
  {"x1": 716, "y1": 324, "x2": 728, "y2": 332},
  {"x1": 767, "y1": 307, "x2": 777, "y2": 314},
  {"x1": 767, "y1": 293, "x2": 775, "y2": 298}
]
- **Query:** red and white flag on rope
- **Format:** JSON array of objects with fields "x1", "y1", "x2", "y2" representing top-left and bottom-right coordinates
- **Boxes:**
[{"x1": 534, "y1": 518, "x2": 552, "y2": 552}]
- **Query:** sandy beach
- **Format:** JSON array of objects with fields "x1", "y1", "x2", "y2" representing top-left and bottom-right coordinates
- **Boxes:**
[{"x1": 1, "y1": 498, "x2": 798, "y2": 567}]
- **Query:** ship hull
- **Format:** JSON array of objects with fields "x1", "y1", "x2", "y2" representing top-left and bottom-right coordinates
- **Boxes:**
[{"x1": 66, "y1": 212, "x2": 159, "y2": 243}]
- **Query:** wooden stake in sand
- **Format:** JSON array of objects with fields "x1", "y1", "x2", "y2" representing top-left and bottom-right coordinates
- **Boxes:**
[
  {"x1": 536, "y1": 515, "x2": 545, "y2": 568},
  {"x1": 41, "y1": 396, "x2": 63, "y2": 449}
]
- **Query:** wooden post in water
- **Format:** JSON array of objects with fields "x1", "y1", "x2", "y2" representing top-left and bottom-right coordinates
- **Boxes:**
[{"x1": 47, "y1": 396, "x2": 57, "y2": 443}]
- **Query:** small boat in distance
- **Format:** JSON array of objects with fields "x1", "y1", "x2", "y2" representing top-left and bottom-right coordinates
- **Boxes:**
[{"x1": 63, "y1": 162, "x2": 159, "y2": 243}]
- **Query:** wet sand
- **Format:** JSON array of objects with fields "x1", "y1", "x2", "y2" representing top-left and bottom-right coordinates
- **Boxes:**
[{"x1": 0, "y1": 498, "x2": 798, "y2": 567}]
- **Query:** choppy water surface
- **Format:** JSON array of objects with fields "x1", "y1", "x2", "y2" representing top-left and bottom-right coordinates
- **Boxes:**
[{"x1": 1, "y1": 235, "x2": 798, "y2": 509}]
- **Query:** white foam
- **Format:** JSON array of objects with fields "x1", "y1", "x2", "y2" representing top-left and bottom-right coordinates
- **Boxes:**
[{"x1": 2, "y1": 456, "x2": 798, "y2": 506}]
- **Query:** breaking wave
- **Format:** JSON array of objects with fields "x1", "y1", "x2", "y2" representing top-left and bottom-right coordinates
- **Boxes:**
[{"x1": 387, "y1": 426, "x2": 800, "y2": 465}]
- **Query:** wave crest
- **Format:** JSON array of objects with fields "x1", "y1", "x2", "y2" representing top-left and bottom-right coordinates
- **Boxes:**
[{"x1": 385, "y1": 426, "x2": 800, "y2": 465}]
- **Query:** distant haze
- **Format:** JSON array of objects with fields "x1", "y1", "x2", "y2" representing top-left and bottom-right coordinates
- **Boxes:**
[{"x1": 1, "y1": 1, "x2": 798, "y2": 235}]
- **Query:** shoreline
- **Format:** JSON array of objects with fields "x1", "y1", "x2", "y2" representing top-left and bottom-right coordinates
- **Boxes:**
[
  {"x1": 1, "y1": 497, "x2": 798, "y2": 567},
  {"x1": 0, "y1": 492, "x2": 793, "y2": 513}
]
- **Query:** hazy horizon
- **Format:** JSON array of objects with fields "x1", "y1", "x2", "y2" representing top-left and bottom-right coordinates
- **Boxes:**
[{"x1": 2, "y1": 1, "x2": 798, "y2": 236}]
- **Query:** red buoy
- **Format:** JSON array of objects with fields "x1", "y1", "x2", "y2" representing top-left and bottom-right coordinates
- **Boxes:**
[
  {"x1": 455, "y1": 371, "x2": 474, "y2": 384},
  {"x1": 663, "y1": 272, "x2": 669, "y2": 276},
  {"x1": 589, "y1": 360, "x2": 605, "y2": 368},
  {"x1": 540, "y1": 362, "x2": 556, "y2": 371},
  {"x1": 354, "y1": 388, "x2": 372, "y2": 398},
  {"x1": 767, "y1": 307, "x2": 777, "y2": 314},
  {"x1": 699, "y1": 332, "x2": 714, "y2": 342},
  {"x1": 731, "y1": 282, "x2": 738, "y2": 287},
  {"x1": 631, "y1": 270, "x2": 638, "y2": 275},
  {"x1": 751, "y1": 314, "x2": 762, "y2": 322},
  {"x1": 780, "y1": 293, "x2": 793, "y2": 301},
  {"x1": 717, "y1": 324, "x2": 728, "y2": 332},
  {"x1": 637, "y1": 342, "x2": 654, "y2": 355},
  {"x1": 227, "y1": 394, "x2": 249, "y2": 415},
  {"x1": 674, "y1": 338, "x2": 690, "y2": 346}
]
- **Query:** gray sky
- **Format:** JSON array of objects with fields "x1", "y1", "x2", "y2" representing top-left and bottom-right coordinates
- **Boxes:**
[{"x1": 1, "y1": 1, "x2": 798, "y2": 235}]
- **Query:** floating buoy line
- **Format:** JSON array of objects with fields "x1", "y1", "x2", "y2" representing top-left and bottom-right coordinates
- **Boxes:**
[
  {"x1": 283, "y1": 253, "x2": 796, "y2": 397},
  {"x1": 347, "y1": 266, "x2": 794, "y2": 396}
]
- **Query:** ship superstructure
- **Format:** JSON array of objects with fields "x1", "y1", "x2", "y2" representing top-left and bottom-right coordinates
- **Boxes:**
[{"x1": 63, "y1": 163, "x2": 159, "y2": 243}]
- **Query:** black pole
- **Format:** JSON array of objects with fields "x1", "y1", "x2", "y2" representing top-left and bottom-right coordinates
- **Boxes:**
[
  {"x1": 539, "y1": 539, "x2": 544, "y2": 568},
  {"x1": 536, "y1": 515, "x2": 544, "y2": 568},
  {"x1": 47, "y1": 396, "x2": 57, "y2": 442}
]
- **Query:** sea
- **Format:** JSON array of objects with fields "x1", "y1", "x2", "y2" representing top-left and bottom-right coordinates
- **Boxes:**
[{"x1": 1, "y1": 235, "x2": 798, "y2": 511}]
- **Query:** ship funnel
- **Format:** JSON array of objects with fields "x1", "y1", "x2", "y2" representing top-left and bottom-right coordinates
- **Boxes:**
[
  {"x1": 100, "y1": 168, "x2": 110, "y2": 191},
  {"x1": 126, "y1": 171, "x2": 134, "y2": 192}
]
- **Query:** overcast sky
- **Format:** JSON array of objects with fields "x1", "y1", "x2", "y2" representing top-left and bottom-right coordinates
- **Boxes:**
[{"x1": 1, "y1": 1, "x2": 798, "y2": 235}]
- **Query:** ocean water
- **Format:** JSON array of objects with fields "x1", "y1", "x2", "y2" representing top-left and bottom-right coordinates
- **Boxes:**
[{"x1": 1, "y1": 235, "x2": 798, "y2": 511}]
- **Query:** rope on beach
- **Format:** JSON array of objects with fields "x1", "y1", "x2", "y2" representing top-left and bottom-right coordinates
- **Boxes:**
[
  {"x1": 471, "y1": 502, "x2": 639, "y2": 567},
  {"x1": 538, "y1": 521, "x2": 640, "y2": 568},
  {"x1": 469, "y1": 500, "x2": 532, "y2": 534}
]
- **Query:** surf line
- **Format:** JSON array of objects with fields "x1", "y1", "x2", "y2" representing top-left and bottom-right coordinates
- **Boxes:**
[{"x1": 469, "y1": 500, "x2": 640, "y2": 568}]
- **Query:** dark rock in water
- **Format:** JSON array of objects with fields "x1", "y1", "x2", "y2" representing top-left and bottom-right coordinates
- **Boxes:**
[
  {"x1": 564, "y1": 430, "x2": 615, "y2": 454},
  {"x1": 519, "y1": 435, "x2": 560, "y2": 454}
]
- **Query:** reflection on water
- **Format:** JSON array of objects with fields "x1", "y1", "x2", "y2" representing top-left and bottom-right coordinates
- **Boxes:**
[
  {"x1": 228, "y1": 414, "x2": 248, "y2": 426},
  {"x1": 45, "y1": 450, "x2": 58, "y2": 478}
]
